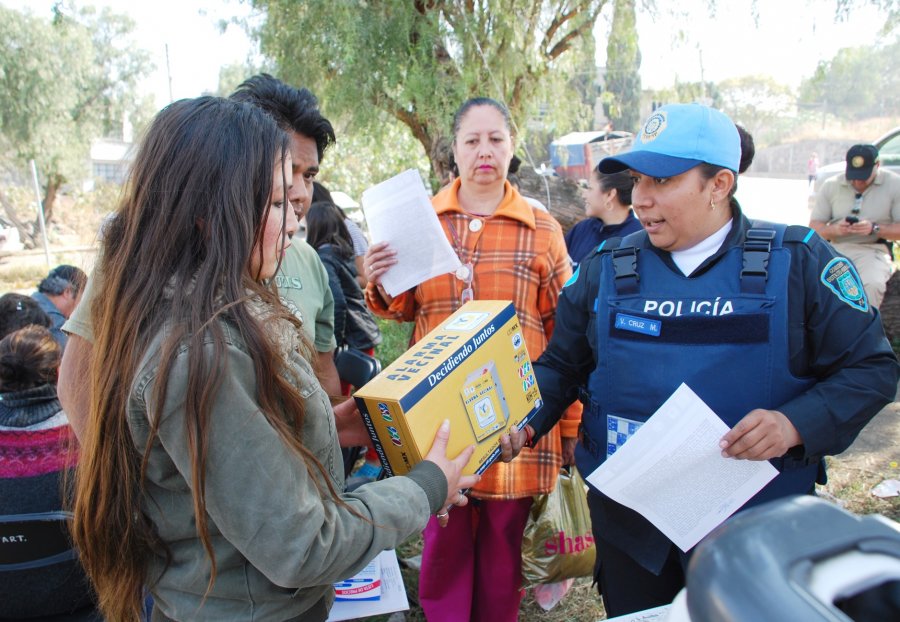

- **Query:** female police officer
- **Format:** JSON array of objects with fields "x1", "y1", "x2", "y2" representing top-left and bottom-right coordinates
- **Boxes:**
[{"x1": 515, "y1": 104, "x2": 900, "y2": 617}]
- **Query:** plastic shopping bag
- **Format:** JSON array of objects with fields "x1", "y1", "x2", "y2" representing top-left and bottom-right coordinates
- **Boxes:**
[{"x1": 521, "y1": 466, "x2": 596, "y2": 586}]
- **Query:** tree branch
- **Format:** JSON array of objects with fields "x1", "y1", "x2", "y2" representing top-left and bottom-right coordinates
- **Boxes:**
[
  {"x1": 544, "y1": 8, "x2": 578, "y2": 45},
  {"x1": 547, "y1": 12, "x2": 599, "y2": 60}
]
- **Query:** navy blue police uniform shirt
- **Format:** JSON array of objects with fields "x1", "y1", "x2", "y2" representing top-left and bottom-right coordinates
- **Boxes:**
[
  {"x1": 532, "y1": 203, "x2": 899, "y2": 462},
  {"x1": 564, "y1": 211, "x2": 643, "y2": 268}
]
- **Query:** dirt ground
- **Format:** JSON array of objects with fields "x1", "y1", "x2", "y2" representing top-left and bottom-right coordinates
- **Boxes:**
[{"x1": 839, "y1": 389, "x2": 900, "y2": 472}]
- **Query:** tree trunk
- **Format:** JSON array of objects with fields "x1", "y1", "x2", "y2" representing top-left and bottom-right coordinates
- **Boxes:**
[
  {"x1": 41, "y1": 176, "x2": 59, "y2": 225},
  {"x1": 31, "y1": 174, "x2": 61, "y2": 248},
  {"x1": 0, "y1": 187, "x2": 36, "y2": 249}
]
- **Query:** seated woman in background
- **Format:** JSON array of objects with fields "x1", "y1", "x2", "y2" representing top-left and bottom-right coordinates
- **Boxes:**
[
  {"x1": 305, "y1": 200, "x2": 382, "y2": 363},
  {"x1": 564, "y1": 167, "x2": 642, "y2": 268},
  {"x1": 0, "y1": 324, "x2": 100, "y2": 621}
]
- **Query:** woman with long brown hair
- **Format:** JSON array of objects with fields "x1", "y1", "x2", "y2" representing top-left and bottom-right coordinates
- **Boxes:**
[{"x1": 71, "y1": 96, "x2": 477, "y2": 621}]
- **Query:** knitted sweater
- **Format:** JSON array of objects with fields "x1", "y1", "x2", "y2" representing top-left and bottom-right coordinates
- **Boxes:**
[{"x1": 0, "y1": 384, "x2": 99, "y2": 620}]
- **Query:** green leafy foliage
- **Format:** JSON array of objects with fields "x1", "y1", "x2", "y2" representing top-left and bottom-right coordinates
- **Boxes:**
[
  {"x1": 717, "y1": 74, "x2": 796, "y2": 145},
  {"x1": 251, "y1": 0, "x2": 607, "y2": 176},
  {"x1": 0, "y1": 2, "x2": 152, "y2": 245},
  {"x1": 798, "y1": 38, "x2": 900, "y2": 120},
  {"x1": 604, "y1": 0, "x2": 642, "y2": 132}
]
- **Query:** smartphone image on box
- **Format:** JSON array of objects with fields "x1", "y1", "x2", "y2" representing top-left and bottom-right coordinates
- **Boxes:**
[{"x1": 460, "y1": 361, "x2": 510, "y2": 441}]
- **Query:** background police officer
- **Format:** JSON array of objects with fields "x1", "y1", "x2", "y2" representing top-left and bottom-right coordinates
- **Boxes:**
[{"x1": 810, "y1": 143, "x2": 900, "y2": 308}]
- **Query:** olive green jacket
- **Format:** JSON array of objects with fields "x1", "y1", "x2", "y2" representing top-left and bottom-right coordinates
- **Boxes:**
[{"x1": 128, "y1": 321, "x2": 445, "y2": 621}]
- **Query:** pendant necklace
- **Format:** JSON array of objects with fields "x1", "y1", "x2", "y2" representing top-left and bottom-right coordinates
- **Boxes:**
[{"x1": 444, "y1": 213, "x2": 484, "y2": 305}]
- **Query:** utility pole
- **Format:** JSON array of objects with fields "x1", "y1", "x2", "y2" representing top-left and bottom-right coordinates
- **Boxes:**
[
  {"x1": 165, "y1": 43, "x2": 174, "y2": 103},
  {"x1": 29, "y1": 160, "x2": 51, "y2": 266}
]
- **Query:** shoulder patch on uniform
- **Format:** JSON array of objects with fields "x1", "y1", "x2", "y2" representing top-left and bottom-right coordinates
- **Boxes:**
[
  {"x1": 820, "y1": 258, "x2": 869, "y2": 312},
  {"x1": 564, "y1": 265, "x2": 580, "y2": 288}
]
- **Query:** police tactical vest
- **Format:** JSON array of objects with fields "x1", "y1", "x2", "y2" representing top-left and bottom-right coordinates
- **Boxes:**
[{"x1": 578, "y1": 223, "x2": 820, "y2": 571}]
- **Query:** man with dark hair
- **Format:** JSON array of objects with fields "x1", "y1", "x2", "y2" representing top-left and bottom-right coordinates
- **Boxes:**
[
  {"x1": 32, "y1": 265, "x2": 86, "y2": 348},
  {"x1": 230, "y1": 74, "x2": 342, "y2": 396}
]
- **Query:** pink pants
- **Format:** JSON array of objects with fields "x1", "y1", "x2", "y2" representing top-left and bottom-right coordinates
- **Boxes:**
[{"x1": 418, "y1": 497, "x2": 533, "y2": 622}]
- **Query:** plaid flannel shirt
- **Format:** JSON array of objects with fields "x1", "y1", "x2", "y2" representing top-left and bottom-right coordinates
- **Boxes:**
[{"x1": 366, "y1": 179, "x2": 581, "y2": 499}]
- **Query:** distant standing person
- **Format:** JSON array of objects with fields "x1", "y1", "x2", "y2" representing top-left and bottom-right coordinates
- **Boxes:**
[
  {"x1": 808, "y1": 152, "x2": 819, "y2": 187},
  {"x1": 31, "y1": 265, "x2": 86, "y2": 349},
  {"x1": 809, "y1": 144, "x2": 900, "y2": 308},
  {"x1": 564, "y1": 167, "x2": 642, "y2": 268}
]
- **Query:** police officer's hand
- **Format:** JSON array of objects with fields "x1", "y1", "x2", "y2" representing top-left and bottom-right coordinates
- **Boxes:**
[
  {"x1": 562, "y1": 437, "x2": 577, "y2": 466},
  {"x1": 499, "y1": 424, "x2": 530, "y2": 462},
  {"x1": 719, "y1": 409, "x2": 802, "y2": 460}
]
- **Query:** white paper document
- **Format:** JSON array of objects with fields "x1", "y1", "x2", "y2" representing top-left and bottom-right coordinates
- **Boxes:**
[
  {"x1": 605, "y1": 603, "x2": 670, "y2": 622},
  {"x1": 586, "y1": 383, "x2": 778, "y2": 552},
  {"x1": 326, "y1": 549, "x2": 410, "y2": 621},
  {"x1": 360, "y1": 169, "x2": 461, "y2": 297}
]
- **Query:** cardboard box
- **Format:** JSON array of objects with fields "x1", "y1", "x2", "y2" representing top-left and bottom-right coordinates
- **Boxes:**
[{"x1": 354, "y1": 301, "x2": 543, "y2": 477}]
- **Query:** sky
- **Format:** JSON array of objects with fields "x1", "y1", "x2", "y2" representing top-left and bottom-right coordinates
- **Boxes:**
[
  {"x1": 617, "y1": 0, "x2": 891, "y2": 90},
  {"x1": 2, "y1": 0, "x2": 895, "y2": 108}
]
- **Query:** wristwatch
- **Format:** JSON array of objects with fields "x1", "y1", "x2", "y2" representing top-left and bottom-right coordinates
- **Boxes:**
[{"x1": 872, "y1": 222, "x2": 880, "y2": 234}]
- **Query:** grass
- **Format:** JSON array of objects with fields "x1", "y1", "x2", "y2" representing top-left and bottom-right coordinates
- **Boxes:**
[
  {"x1": 0, "y1": 260, "x2": 54, "y2": 292},
  {"x1": 374, "y1": 318, "x2": 414, "y2": 371},
  {"x1": 819, "y1": 455, "x2": 900, "y2": 521}
]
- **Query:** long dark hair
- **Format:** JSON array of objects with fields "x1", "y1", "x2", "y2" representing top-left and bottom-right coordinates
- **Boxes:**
[
  {"x1": 305, "y1": 201, "x2": 354, "y2": 259},
  {"x1": 71, "y1": 97, "x2": 344, "y2": 620}
]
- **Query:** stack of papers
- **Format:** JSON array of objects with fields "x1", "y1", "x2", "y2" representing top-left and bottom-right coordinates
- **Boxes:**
[{"x1": 360, "y1": 169, "x2": 461, "y2": 297}]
